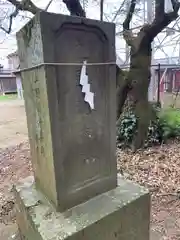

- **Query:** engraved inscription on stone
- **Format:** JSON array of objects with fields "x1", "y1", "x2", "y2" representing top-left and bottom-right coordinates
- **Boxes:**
[
  {"x1": 31, "y1": 75, "x2": 44, "y2": 160},
  {"x1": 27, "y1": 22, "x2": 43, "y2": 67},
  {"x1": 54, "y1": 24, "x2": 113, "y2": 192}
]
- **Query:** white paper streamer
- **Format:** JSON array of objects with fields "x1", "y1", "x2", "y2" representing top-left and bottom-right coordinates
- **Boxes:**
[
  {"x1": 80, "y1": 60, "x2": 95, "y2": 110},
  {"x1": 165, "y1": 0, "x2": 174, "y2": 13}
]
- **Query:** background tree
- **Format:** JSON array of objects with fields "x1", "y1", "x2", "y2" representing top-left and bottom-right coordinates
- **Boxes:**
[
  {"x1": 117, "y1": 0, "x2": 180, "y2": 150},
  {"x1": 0, "y1": 0, "x2": 180, "y2": 150}
]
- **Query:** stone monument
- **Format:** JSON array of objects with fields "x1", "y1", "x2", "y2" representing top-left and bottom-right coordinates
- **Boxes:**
[{"x1": 14, "y1": 12, "x2": 150, "y2": 240}]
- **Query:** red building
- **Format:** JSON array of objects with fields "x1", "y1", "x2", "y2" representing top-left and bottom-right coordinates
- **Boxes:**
[
  {"x1": 157, "y1": 67, "x2": 180, "y2": 93},
  {"x1": 154, "y1": 57, "x2": 180, "y2": 94}
]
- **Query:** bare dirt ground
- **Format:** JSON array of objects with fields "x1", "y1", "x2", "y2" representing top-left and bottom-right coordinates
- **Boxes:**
[
  {"x1": 118, "y1": 145, "x2": 180, "y2": 240},
  {"x1": 0, "y1": 99, "x2": 180, "y2": 239},
  {"x1": 0, "y1": 100, "x2": 28, "y2": 149},
  {"x1": 0, "y1": 99, "x2": 30, "y2": 240}
]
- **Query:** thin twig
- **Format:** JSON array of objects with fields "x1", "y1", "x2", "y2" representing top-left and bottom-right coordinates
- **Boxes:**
[
  {"x1": 0, "y1": 8, "x2": 19, "y2": 34},
  {"x1": 0, "y1": 0, "x2": 43, "y2": 34},
  {"x1": 45, "y1": 0, "x2": 54, "y2": 11},
  {"x1": 100, "y1": 0, "x2": 104, "y2": 21}
]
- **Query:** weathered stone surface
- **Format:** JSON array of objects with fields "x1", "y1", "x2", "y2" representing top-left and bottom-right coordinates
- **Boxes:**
[
  {"x1": 16, "y1": 12, "x2": 116, "y2": 211},
  {"x1": 14, "y1": 175, "x2": 150, "y2": 240}
]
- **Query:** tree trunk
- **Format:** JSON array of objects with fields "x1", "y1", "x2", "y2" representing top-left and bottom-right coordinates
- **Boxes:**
[
  {"x1": 117, "y1": 34, "x2": 153, "y2": 150},
  {"x1": 116, "y1": 67, "x2": 132, "y2": 119}
]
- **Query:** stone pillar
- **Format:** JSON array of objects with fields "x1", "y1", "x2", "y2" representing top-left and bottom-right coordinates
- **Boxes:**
[
  {"x1": 14, "y1": 12, "x2": 150, "y2": 240},
  {"x1": 16, "y1": 11, "x2": 117, "y2": 211}
]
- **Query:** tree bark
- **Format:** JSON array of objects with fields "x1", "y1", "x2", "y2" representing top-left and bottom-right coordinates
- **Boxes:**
[
  {"x1": 62, "y1": 0, "x2": 86, "y2": 17},
  {"x1": 100, "y1": 0, "x2": 104, "y2": 21},
  {"x1": 116, "y1": 66, "x2": 131, "y2": 119}
]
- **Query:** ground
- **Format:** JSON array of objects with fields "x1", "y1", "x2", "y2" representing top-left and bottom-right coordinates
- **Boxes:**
[
  {"x1": 1, "y1": 97, "x2": 180, "y2": 240},
  {"x1": 160, "y1": 92, "x2": 180, "y2": 109},
  {"x1": 118, "y1": 145, "x2": 180, "y2": 240},
  {"x1": 0, "y1": 97, "x2": 27, "y2": 149},
  {"x1": 0, "y1": 98, "x2": 30, "y2": 240}
]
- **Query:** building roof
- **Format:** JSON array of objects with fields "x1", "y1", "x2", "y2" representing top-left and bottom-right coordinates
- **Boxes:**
[
  {"x1": 0, "y1": 69, "x2": 15, "y2": 78},
  {"x1": 153, "y1": 57, "x2": 180, "y2": 65}
]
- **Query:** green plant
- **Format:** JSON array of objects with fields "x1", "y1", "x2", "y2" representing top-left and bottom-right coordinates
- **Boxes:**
[
  {"x1": 117, "y1": 106, "x2": 180, "y2": 149},
  {"x1": 0, "y1": 94, "x2": 17, "y2": 101},
  {"x1": 158, "y1": 108, "x2": 180, "y2": 139},
  {"x1": 116, "y1": 111, "x2": 137, "y2": 144},
  {"x1": 146, "y1": 117, "x2": 163, "y2": 146},
  {"x1": 116, "y1": 106, "x2": 163, "y2": 148}
]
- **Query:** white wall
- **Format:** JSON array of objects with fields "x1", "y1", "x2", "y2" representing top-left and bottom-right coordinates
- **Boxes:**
[
  {"x1": 8, "y1": 54, "x2": 19, "y2": 70},
  {"x1": 8, "y1": 54, "x2": 23, "y2": 99}
]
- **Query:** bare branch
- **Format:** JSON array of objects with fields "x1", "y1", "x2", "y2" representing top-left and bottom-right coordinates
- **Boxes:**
[
  {"x1": 123, "y1": 0, "x2": 136, "y2": 30},
  {"x1": 63, "y1": 0, "x2": 86, "y2": 17},
  {"x1": 1, "y1": 0, "x2": 86, "y2": 34},
  {"x1": 112, "y1": 0, "x2": 126, "y2": 22},
  {"x1": 6, "y1": 0, "x2": 24, "y2": 10},
  {"x1": 7, "y1": 0, "x2": 42, "y2": 14},
  {"x1": 0, "y1": 8, "x2": 19, "y2": 34},
  {"x1": 155, "y1": 0, "x2": 179, "y2": 20},
  {"x1": 123, "y1": 0, "x2": 136, "y2": 47},
  {"x1": 0, "y1": 0, "x2": 44, "y2": 34},
  {"x1": 100, "y1": 0, "x2": 104, "y2": 21},
  {"x1": 155, "y1": 0, "x2": 164, "y2": 20},
  {"x1": 147, "y1": 0, "x2": 180, "y2": 40}
]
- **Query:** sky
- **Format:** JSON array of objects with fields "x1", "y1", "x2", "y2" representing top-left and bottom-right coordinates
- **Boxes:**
[{"x1": 0, "y1": 0, "x2": 180, "y2": 68}]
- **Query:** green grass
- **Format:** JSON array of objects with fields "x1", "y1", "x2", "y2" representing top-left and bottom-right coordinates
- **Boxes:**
[
  {"x1": 159, "y1": 108, "x2": 180, "y2": 126},
  {"x1": 0, "y1": 94, "x2": 17, "y2": 101},
  {"x1": 158, "y1": 108, "x2": 180, "y2": 138}
]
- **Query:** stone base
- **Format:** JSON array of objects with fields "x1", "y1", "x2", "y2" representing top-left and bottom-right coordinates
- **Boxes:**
[{"x1": 14, "y1": 175, "x2": 150, "y2": 240}]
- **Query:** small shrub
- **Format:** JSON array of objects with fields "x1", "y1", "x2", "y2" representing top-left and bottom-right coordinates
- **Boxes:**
[
  {"x1": 158, "y1": 108, "x2": 180, "y2": 139},
  {"x1": 117, "y1": 106, "x2": 180, "y2": 148},
  {"x1": 116, "y1": 110, "x2": 163, "y2": 147},
  {"x1": 116, "y1": 112, "x2": 137, "y2": 144},
  {"x1": 146, "y1": 117, "x2": 164, "y2": 146}
]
